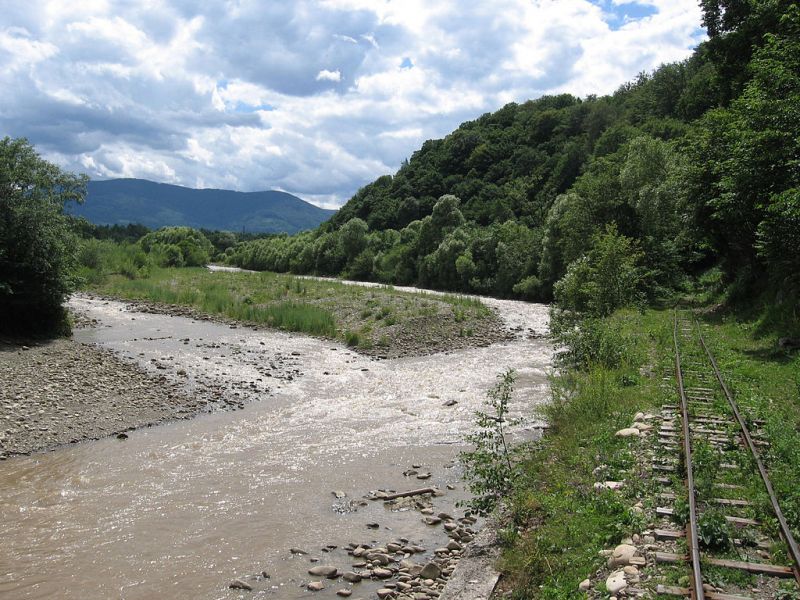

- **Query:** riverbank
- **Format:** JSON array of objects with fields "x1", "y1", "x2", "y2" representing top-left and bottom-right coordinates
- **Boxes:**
[
  {"x1": 84, "y1": 267, "x2": 513, "y2": 359},
  {"x1": 0, "y1": 337, "x2": 199, "y2": 458}
]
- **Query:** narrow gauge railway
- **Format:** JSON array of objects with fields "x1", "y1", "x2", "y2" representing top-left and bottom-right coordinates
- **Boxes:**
[{"x1": 651, "y1": 312, "x2": 800, "y2": 599}]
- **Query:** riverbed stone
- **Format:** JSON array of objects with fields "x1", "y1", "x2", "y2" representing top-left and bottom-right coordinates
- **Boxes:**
[
  {"x1": 578, "y1": 578, "x2": 591, "y2": 591},
  {"x1": 419, "y1": 562, "x2": 441, "y2": 579},
  {"x1": 307, "y1": 581, "x2": 325, "y2": 591},
  {"x1": 308, "y1": 565, "x2": 339, "y2": 578},
  {"x1": 342, "y1": 571, "x2": 362, "y2": 583},
  {"x1": 229, "y1": 579, "x2": 253, "y2": 591}
]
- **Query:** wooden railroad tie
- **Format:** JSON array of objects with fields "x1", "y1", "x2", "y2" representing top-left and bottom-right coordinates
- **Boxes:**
[{"x1": 655, "y1": 553, "x2": 793, "y2": 577}]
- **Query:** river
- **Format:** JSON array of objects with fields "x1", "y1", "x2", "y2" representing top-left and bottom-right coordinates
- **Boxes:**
[{"x1": 0, "y1": 280, "x2": 551, "y2": 600}]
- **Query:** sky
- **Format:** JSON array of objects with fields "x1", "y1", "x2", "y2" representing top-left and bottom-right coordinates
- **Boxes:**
[{"x1": 0, "y1": 0, "x2": 705, "y2": 208}]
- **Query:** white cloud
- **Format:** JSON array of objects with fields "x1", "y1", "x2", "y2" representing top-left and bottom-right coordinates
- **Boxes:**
[
  {"x1": 0, "y1": 0, "x2": 705, "y2": 208},
  {"x1": 316, "y1": 69, "x2": 343, "y2": 82}
]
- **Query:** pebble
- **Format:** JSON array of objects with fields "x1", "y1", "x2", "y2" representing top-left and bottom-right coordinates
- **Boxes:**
[
  {"x1": 419, "y1": 562, "x2": 441, "y2": 579},
  {"x1": 578, "y1": 578, "x2": 591, "y2": 591},
  {"x1": 229, "y1": 579, "x2": 253, "y2": 591},
  {"x1": 307, "y1": 581, "x2": 325, "y2": 591}
]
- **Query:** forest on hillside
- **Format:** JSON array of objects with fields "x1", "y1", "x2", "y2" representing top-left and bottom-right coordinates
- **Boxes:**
[{"x1": 226, "y1": 1, "x2": 799, "y2": 320}]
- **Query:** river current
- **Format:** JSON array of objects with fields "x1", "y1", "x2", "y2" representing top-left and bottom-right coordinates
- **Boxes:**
[{"x1": 0, "y1": 279, "x2": 551, "y2": 599}]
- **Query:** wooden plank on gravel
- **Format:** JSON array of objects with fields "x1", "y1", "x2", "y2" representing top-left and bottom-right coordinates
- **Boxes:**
[
  {"x1": 706, "y1": 557, "x2": 795, "y2": 577},
  {"x1": 714, "y1": 498, "x2": 752, "y2": 507},
  {"x1": 726, "y1": 515, "x2": 759, "y2": 526},
  {"x1": 654, "y1": 464, "x2": 677, "y2": 472},
  {"x1": 707, "y1": 592, "x2": 755, "y2": 600},
  {"x1": 657, "y1": 506, "x2": 675, "y2": 517},
  {"x1": 656, "y1": 584, "x2": 689, "y2": 596},
  {"x1": 655, "y1": 529, "x2": 684, "y2": 540},
  {"x1": 655, "y1": 551, "x2": 685, "y2": 563}
]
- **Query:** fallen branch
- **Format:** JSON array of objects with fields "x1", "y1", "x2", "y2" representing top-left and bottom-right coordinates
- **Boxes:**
[{"x1": 377, "y1": 487, "x2": 436, "y2": 501}]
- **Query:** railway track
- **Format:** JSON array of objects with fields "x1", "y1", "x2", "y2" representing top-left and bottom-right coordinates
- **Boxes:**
[{"x1": 651, "y1": 311, "x2": 800, "y2": 599}]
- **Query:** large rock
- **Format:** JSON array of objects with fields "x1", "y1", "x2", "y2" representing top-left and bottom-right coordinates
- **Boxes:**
[
  {"x1": 342, "y1": 571, "x2": 362, "y2": 583},
  {"x1": 615, "y1": 428, "x2": 640, "y2": 437},
  {"x1": 606, "y1": 570, "x2": 627, "y2": 594},
  {"x1": 607, "y1": 544, "x2": 637, "y2": 568},
  {"x1": 308, "y1": 565, "x2": 339, "y2": 578},
  {"x1": 419, "y1": 562, "x2": 441, "y2": 579}
]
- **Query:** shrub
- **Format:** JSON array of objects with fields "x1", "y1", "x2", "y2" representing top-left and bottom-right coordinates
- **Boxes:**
[
  {"x1": 139, "y1": 227, "x2": 213, "y2": 267},
  {"x1": 0, "y1": 137, "x2": 87, "y2": 334},
  {"x1": 460, "y1": 370, "x2": 520, "y2": 515}
]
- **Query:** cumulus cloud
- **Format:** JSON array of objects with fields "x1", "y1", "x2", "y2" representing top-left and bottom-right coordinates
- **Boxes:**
[
  {"x1": 316, "y1": 69, "x2": 342, "y2": 82},
  {"x1": 0, "y1": 0, "x2": 705, "y2": 207}
]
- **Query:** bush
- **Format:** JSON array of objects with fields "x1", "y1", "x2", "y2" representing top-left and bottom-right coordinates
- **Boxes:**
[
  {"x1": 554, "y1": 224, "x2": 644, "y2": 317},
  {"x1": 0, "y1": 137, "x2": 87, "y2": 334},
  {"x1": 139, "y1": 226, "x2": 213, "y2": 267},
  {"x1": 460, "y1": 370, "x2": 520, "y2": 515}
]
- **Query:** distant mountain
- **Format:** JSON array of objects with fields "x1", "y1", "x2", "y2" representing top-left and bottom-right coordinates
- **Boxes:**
[{"x1": 68, "y1": 178, "x2": 336, "y2": 234}]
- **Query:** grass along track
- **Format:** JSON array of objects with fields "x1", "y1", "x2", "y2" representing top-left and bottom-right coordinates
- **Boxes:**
[
  {"x1": 648, "y1": 311, "x2": 800, "y2": 599},
  {"x1": 492, "y1": 306, "x2": 800, "y2": 599},
  {"x1": 83, "y1": 267, "x2": 505, "y2": 358}
]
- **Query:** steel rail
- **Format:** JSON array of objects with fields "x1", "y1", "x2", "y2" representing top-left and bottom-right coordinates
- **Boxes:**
[
  {"x1": 674, "y1": 313, "x2": 705, "y2": 600},
  {"x1": 697, "y1": 324, "x2": 800, "y2": 587}
]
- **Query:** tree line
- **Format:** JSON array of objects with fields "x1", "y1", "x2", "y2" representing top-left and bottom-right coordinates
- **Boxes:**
[
  {"x1": 226, "y1": 1, "x2": 799, "y2": 320},
  {"x1": 1, "y1": 1, "x2": 797, "y2": 335}
]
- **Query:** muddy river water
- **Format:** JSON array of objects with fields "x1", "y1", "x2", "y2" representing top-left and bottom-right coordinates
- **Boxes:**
[{"x1": 0, "y1": 280, "x2": 551, "y2": 600}]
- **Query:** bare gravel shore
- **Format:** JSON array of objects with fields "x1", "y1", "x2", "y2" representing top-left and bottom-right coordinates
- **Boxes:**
[{"x1": 0, "y1": 337, "x2": 201, "y2": 458}]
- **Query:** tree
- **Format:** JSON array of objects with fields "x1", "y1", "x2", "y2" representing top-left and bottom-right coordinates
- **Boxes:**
[
  {"x1": 0, "y1": 138, "x2": 87, "y2": 334},
  {"x1": 139, "y1": 226, "x2": 214, "y2": 267},
  {"x1": 553, "y1": 224, "x2": 644, "y2": 317}
]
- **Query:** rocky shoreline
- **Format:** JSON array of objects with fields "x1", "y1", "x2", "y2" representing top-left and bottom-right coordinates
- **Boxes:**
[
  {"x1": 0, "y1": 337, "x2": 204, "y2": 459},
  {"x1": 0, "y1": 291, "x2": 521, "y2": 460},
  {"x1": 226, "y1": 483, "x2": 489, "y2": 600}
]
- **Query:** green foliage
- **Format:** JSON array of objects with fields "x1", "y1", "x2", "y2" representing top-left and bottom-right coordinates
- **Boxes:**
[
  {"x1": 690, "y1": 7, "x2": 800, "y2": 304},
  {"x1": 0, "y1": 137, "x2": 87, "y2": 334},
  {"x1": 697, "y1": 509, "x2": 732, "y2": 550},
  {"x1": 139, "y1": 226, "x2": 214, "y2": 267},
  {"x1": 460, "y1": 370, "x2": 520, "y2": 516},
  {"x1": 553, "y1": 224, "x2": 644, "y2": 318}
]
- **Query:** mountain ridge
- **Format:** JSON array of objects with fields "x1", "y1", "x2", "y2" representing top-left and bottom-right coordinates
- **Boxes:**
[{"x1": 68, "y1": 178, "x2": 335, "y2": 234}]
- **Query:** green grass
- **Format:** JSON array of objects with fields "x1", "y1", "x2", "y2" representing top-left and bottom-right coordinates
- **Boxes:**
[
  {"x1": 497, "y1": 301, "x2": 800, "y2": 598},
  {"x1": 83, "y1": 266, "x2": 495, "y2": 349},
  {"x1": 499, "y1": 309, "x2": 673, "y2": 598}
]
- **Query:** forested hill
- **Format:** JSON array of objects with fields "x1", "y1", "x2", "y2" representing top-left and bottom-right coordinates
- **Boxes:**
[
  {"x1": 228, "y1": 1, "x2": 799, "y2": 310},
  {"x1": 69, "y1": 178, "x2": 336, "y2": 234}
]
